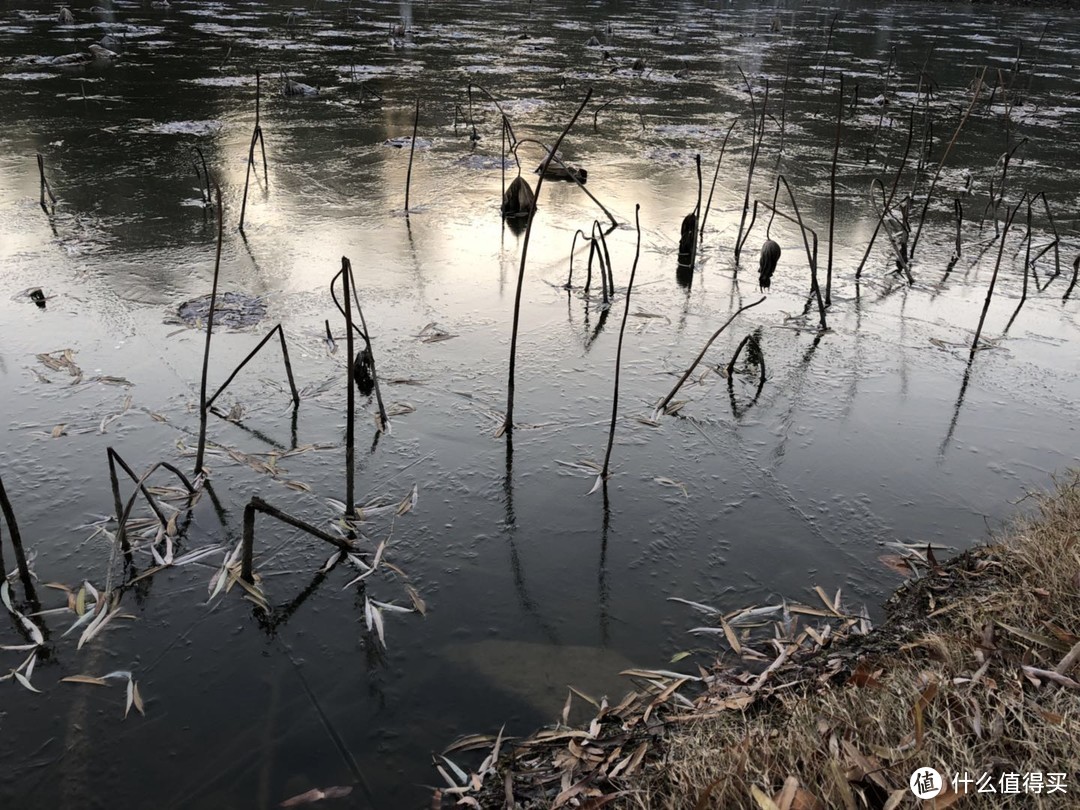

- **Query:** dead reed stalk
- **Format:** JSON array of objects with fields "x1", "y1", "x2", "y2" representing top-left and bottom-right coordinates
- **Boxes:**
[
  {"x1": 1065, "y1": 255, "x2": 1080, "y2": 302},
  {"x1": 734, "y1": 70, "x2": 768, "y2": 266},
  {"x1": 241, "y1": 496, "x2": 354, "y2": 583},
  {"x1": 970, "y1": 194, "x2": 1025, "y2": 361},
  {"x1": 37, "y1": 153, "x2": 56, "y2": 212},
  {"x1": 203, "y1": 323, "x2": 301, "y2": 411},
  {"x1": 856, "y1": 108, "x2": 915, "y2": 279},
  {"x1": 699, "y1": 119, "x2": 738, "y2": 243},
  {"x1": 0, "y1": 474, "x2": 35, "y2": 601},
  {"x1": 654, "y1": 296, "x2": 766, "y2": 418},
  {"x1": 764, "y1": 175, "x2": 828, "y2": 330},
  {"x1": 342, "y1": 257, "x2": 356, "y2": 514},
  {"x1": 910, "y1": 67, "x2": 986, "y2": 260},
  {"x1": 504, "y1": 89, "x2": 593, "y2": 435},
  {"x1": 599, "y1": 205, "x2": 642, "y2": 484},
  {"x1": 239, "y1": 70, "x2": 268, "y2": 232},
  {"x1": 826, "y1": 74, "x2": 844, "y2": 307},
  {"x1": 194, "y1": 185, "x2": 224, "y2": 477},
  {"x1": 405, "y1": 98, "x2": 419, "y2": 213}
]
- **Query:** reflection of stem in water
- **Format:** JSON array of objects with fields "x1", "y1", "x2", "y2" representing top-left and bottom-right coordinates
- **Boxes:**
[
  {"x1": 598, "y1": 484, "x2": 611, "y2": 647},
  {"x1": 278, "y1": 638, "x2": 376, "y2": 804},
  {"x1": 768, "y1": 330, "x2": 823, "y2": 469},
  {"x1": 939, "y1": 358, "x2": 975, "y2": 459},
  {"x1": 726, "y1": 329, "x2": 766, "y2": 419},
  {"x1": 502, "y1": 432, "x2": 559, "y2": 645}
]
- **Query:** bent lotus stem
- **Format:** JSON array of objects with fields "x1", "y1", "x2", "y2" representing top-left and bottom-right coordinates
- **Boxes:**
[{"x1": 654, "y1": 296, "x2": 767, "y2": 418}]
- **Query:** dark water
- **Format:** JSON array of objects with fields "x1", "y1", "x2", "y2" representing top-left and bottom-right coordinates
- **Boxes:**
[{"x1": 1, "y1": 0, "x2": 1079, "y2": 807}]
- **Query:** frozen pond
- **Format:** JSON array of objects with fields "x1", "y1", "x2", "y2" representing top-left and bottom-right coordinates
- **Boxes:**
[{"x1": 1, "y1": 0, "x2": 1078, "y2": 807}]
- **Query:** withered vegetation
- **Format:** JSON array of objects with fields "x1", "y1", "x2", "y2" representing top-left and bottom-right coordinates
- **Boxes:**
[{"x1": 435, "y1": 474, "x2": 1080, "y2": 809}]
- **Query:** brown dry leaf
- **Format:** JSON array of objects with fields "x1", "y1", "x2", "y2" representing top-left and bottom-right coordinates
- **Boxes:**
[
  {"x1": 721, "y1": 618, "x2": 742, "y2": 655},
  {"x1": 61, "y1": 675, "x2": 109, "y2": 686},
  {"x1": 921, "y1": 784, "x2": 963, "y2": 808},
  {"x1": 773, "y1": 777, "x2": 799, "y2": 810},
  {"x1": 750, "y1": 784, "x2": 782, "y2": 810},
  {"x1": 847, "y1": 660, "x2": 883, "y2": 689},
  {"x1": 911, "y1": 681, "x2": 938, "y2": 748},
  {"x1": 285, "y1": 480, "x2": 313, "y2": 493},
  {"x1": 789, "y1": 788, "x2": 824, "y2": 810},
  {"x1": 404, "y1": 584, "x2": 426, "y2": 616},
  {"x1": 279, "y1": 786, "x2": 353, "y2": 807},
  {"x1": 813, "y1": 586, "x2": 845, "y2": 617},
  {"x1": 879, "y1": 554, "x2": 913, "y2": 576}
]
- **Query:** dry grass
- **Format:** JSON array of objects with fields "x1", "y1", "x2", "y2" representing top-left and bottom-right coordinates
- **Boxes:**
[
  {"x1": 628, "y1": 474, "x2": 1080, "y2": 810},
  {"x1": 432, "y1": 477, "x2": 1080, "y2": 809}
]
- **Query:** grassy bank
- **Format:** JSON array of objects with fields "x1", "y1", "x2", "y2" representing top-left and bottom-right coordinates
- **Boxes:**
[{"x1": 435, "y1": 475, "x2": 1080, "y2": 809}]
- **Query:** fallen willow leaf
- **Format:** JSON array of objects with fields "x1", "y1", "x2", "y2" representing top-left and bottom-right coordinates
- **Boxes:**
[
  {"x1": 78, "y1": 603, "x2": 117, "y2": 649},
  {"x1": 1, "y1": 582, "x2": 44, "y2": 645},
  {"x1": 396, "y1": 485, "x2": 418, "y2": 516},
  {"x1": 371, "y1": 599, "x2": 412, "y2": 614},
  {"x1": 279, "y1": 786, "x2": 353, "y2": 807},
  {"x1": 62, "y1": 674, "x2": 110, "y2": 686},
  {"x1": 63, "y1": 605, "x2": 97, "y2": 638},
  {"x1": 14, "y1": 670, "x2": 41, "y2": 693},
  {"x1": 654, "y1": 477, "x2": 689, "y2": 498},
  {"x1": 668, "y1": 596, "x2": 721, "y2": 616},
  {"x1": 385, "y1": 402, "x2": 415, "y2": 417},
  {"x1": 405, "y1": 584, "x2": 426, "y2": 615}
]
